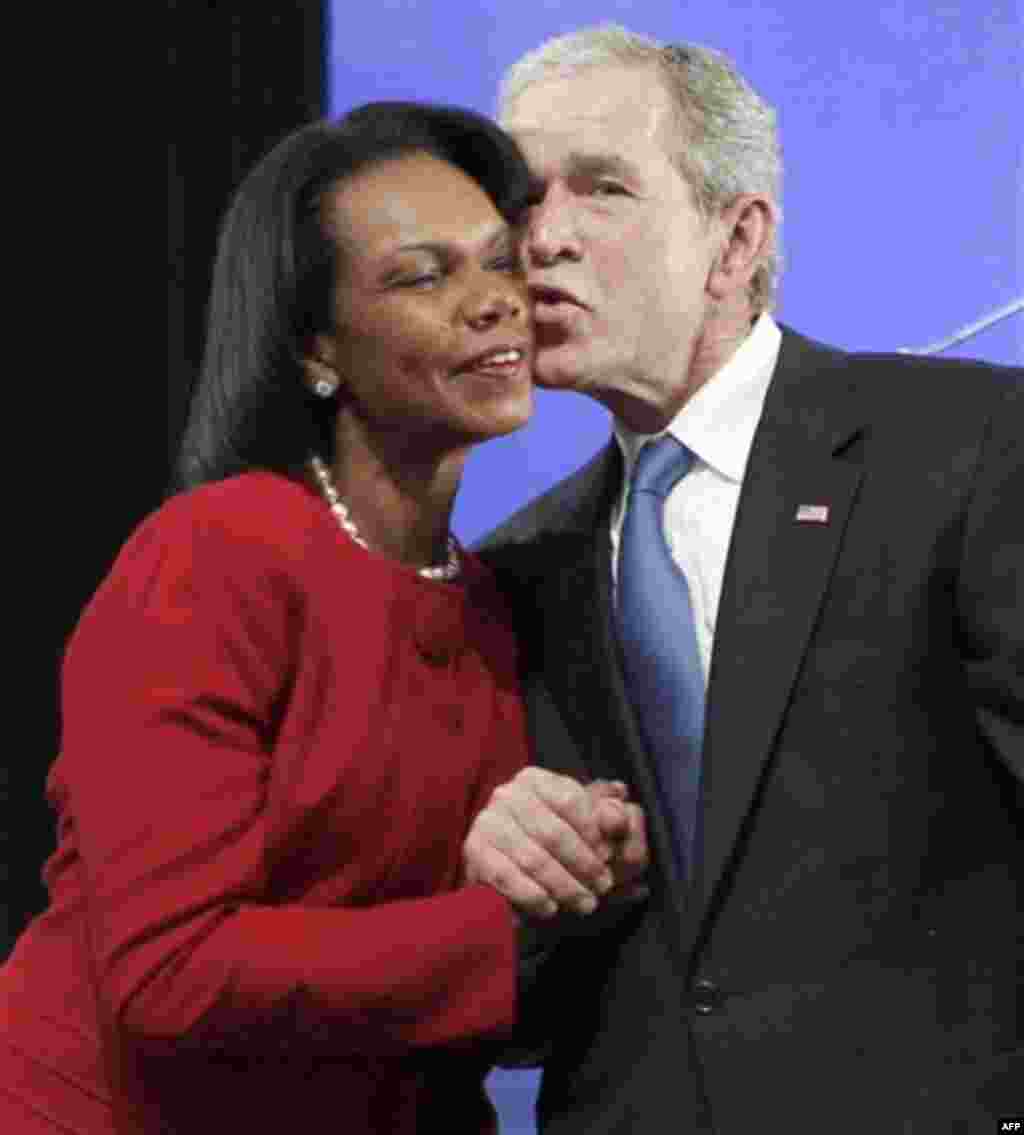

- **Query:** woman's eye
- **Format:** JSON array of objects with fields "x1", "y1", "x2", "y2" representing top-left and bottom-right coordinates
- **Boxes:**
[
  {"x1": 400, "y1": 271, "x2": 441, "y2": 287},
  {"x1": 491, "y1": 254, "x2": 522, "y2": 272}
]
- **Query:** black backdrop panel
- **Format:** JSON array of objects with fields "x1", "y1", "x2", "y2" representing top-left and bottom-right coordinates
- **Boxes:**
[{"x1": 4, "y1": 2, "x2": 325, "y2": 958}]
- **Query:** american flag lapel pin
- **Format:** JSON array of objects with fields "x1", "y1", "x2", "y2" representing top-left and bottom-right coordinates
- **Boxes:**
[{"x1": 795, "y1": 503, "x2": 830, "y2": 524}]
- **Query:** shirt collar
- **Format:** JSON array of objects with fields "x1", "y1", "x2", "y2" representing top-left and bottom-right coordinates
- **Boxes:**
[{"x1": 615, "y1": 313, "x2": 782, "y2": 484}]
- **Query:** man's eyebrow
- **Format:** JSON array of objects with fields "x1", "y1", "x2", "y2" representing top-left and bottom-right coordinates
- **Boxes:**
[
  {"x1": 483, "y1": 226, "x2": 515, "y2": 250},
  {"x1": 565, "y1": 152, "x2": 641, "y2": 182},
  {"x1": 526, "y1": 152, "x2": 641, "y2": 198}
]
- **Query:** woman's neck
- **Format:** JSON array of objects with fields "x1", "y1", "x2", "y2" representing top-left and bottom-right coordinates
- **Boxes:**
[{"x1": 324, "y1": 425, "x2": 468, "y2": 570}]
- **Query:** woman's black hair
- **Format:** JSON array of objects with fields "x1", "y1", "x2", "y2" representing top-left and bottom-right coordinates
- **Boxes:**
[{"x1": 172, "y1": 102, "x2": 533, "y2": 492}]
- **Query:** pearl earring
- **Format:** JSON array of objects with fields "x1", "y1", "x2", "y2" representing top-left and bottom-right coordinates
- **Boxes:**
[{"x1": 313, "y1": 377, "x2": 338, "y2": 399}]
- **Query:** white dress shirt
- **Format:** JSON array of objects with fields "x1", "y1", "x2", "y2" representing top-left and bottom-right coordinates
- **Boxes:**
[{"x1": 611, "y1": 313, "x2": 782, "y2": 683}]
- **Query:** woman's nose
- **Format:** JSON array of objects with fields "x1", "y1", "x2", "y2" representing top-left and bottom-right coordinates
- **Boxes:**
[{"x1": 463, "y1": 283, "x2": 524, "y2": 330}]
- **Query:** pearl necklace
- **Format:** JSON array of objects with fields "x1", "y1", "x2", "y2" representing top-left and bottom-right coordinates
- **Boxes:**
[{"x1": 309, "y1": 455, "x2": 462, "y2": 582}]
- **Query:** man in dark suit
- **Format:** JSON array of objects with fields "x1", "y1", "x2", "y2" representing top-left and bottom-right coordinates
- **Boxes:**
[{"x1": 461, "y1": 23, "x2": 1023, "y2": 1133}]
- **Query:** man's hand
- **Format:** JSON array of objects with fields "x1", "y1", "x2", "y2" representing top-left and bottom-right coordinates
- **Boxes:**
[{"x1": 463, "y1": 768, "x2": 649, "y2": 919}]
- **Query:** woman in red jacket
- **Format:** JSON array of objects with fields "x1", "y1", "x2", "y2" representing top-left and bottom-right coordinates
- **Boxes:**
[{"x1": 2, "y1": 103, "x2": 536, "y2": 1133}]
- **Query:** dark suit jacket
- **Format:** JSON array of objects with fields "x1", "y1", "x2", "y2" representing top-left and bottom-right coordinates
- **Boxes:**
[{"x1": 480, "y1": 328, "x2": 1023, "y2": 1134}]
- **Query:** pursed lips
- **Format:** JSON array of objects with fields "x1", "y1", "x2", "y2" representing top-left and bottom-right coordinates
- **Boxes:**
[
  {"x1": 529, "y1": 283, "x2": 585, "y2": 309},
  {"x1": 529, "y1": 283, "x2": 588, "y2": 327}
]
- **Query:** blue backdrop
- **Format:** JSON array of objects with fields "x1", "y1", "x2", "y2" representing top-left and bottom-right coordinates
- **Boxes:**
[{"x1": 328, "y1": 3, "x2": 1021, "y2": 1129}]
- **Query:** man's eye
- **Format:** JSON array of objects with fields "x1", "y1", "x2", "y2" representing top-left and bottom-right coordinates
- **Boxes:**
[
  {"x1": 593, "y1": 181, "x2": 629, "y2": 197},
  {"x1": 491, "y1": 253, "x2": 522, "y2": 272}
]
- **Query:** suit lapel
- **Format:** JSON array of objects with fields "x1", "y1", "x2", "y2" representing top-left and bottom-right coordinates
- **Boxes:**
[{"x1": 692, "y1": 330, "x2": 866, "y2": 933}]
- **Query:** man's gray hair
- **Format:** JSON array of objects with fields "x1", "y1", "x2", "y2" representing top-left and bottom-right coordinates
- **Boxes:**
[{"x1": 499, "y1": 23, "x2": 783, "y2": 312}]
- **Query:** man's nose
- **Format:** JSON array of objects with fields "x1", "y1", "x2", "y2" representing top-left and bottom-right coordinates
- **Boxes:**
[{"x1": 524, "y1": 189, "x2": 582, "y2": 266}]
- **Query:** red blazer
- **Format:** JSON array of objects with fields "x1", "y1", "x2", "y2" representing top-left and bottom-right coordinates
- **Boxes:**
[{"x1": 2, "y1": 473, "x2": 527, "y2": 1134}]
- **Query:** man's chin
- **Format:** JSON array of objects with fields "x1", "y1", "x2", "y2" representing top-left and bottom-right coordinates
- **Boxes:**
[
  {"x1": 532, "y1": 345, "x2": 589, "y2": 392},
  {"x1": 534, "y1": 373, "x2": 583, "y2": 391}
]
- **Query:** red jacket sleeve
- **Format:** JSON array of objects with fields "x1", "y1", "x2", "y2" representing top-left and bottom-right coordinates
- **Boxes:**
[{"x1": 54, "y1": 487, "x2": 517, "y2": 1055}]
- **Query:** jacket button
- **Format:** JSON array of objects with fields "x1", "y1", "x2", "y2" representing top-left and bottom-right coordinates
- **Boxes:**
[{"x1": 691, "y1": 977, "x2": 722, "y2": 1015}]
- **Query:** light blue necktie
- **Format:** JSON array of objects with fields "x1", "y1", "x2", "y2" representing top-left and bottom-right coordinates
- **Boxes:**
[{"x1": 616, "y1": 435, "x2": 705, "y2": 881}]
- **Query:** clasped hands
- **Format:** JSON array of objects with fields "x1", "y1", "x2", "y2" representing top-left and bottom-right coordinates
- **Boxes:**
[{"x1": 463, "y1": 768, "x2": 649, "y2": 920}]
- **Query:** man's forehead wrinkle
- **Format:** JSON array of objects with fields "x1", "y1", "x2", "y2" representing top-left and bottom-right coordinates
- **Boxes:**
[
  {"x1": 505, "y1": 73, "x2": 670, "y2": 141},
  {"x1": 507, "y1": 115, "x2": 672, "y2": 191}
]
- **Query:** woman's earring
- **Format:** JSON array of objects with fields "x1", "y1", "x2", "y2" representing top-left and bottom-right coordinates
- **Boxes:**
[{"x1": 313, "y1": 377, "x2": 338, "y2": 399}]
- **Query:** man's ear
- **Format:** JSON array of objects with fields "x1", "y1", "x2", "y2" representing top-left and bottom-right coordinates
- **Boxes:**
[{"x1": 707, "y1": 194, "x2": 777, "y2": 300}]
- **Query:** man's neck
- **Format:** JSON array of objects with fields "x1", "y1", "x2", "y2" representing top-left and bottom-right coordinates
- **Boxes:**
[{"x1": 610, "y1": 307, "x2": 758, "y2": 434}]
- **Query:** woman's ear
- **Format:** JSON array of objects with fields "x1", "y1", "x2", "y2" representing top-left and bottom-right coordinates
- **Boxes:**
[
  {"x1": 301, "y1": 334, "x2": 341, "y2": 399},
  {"x1": 707, "y1": 194, "x2": 777, "y2": 301}
]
